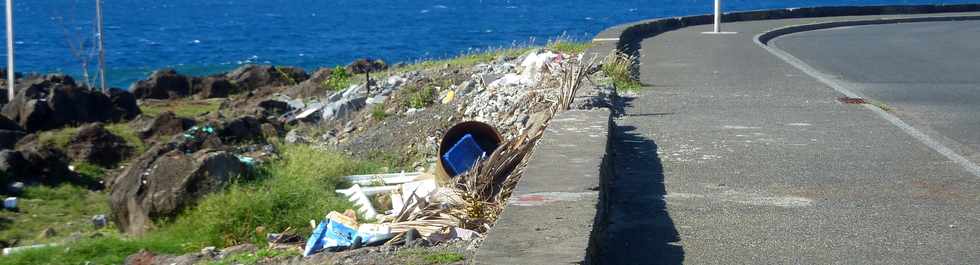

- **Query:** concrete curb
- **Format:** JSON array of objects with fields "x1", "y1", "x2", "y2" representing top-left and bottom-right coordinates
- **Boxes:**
[
  {"x1": 594, "y1": 4, "x2": 980, "y2": 57},
  {"x1": 476, "y1": 4, "x2": 980, "y2": 264},
  {"x1": 757, "y1": 14, "x2": 980, "y2": 44}
]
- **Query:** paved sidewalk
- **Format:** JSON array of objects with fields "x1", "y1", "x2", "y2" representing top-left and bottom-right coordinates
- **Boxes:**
[{"x1": 603, "y1": 13, "x2": 980, "y2": 264}]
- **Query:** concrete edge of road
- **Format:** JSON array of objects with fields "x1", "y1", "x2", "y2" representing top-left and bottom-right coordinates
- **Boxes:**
[
  {"x1": 755, "y1": 17, "x2": 980, "y2": 178},
  {"x1": 475, "y1": 4, "x2": 980, "y2": 264}
]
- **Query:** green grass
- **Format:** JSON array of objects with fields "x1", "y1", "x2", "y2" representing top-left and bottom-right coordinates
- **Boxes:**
[
  {"x1": 34, "y1": 123, "x2": 144, "y2": 166},
  {"x1": 104, "y1": 122, "x2": 147, "y2": 155},
  {"x1": 71, "y1": 162, "x2": 107, "y2": 183},
  {"x1": 163, "y1": 144, "x2": 379, "y2": 248},
  {"x1": 395, "y1": 47, "x2": 533, "y2": 73},
  {"x1": 371, "y1": 103, "x2": 389, "y2": 121},
  {"x1": 322, "y1": 66, "x2": 352, "y2": 91},
  {"x1": 0, "y1": 145, "x2": 381, "y2": 265},
  {"x1": 139, "y1": 99, "x2": 223, "y2": 118},
  {"x1": 0, "y1": 185, "x2": 109, "y2": 248},
  {"x1": 36, "y1": 127, "x2": 79, "y2": 150},
  {"x1": 546, "y1": 40, "x2": 592, "y2": 54},
  {"x1": 396, "y1": 249, "x2": 466, "y2": 265},
  {"x1": 602, "y1": 52, "x2": 643, "y2": 92},
  {"x1": 407, "y1": 85, "x2": 436, "y2": 109}
]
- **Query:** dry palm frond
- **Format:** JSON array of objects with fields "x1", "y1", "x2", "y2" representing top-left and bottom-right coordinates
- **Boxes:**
[{"x1": 554, "y1": 54, "x2": 598, "y2": 112}]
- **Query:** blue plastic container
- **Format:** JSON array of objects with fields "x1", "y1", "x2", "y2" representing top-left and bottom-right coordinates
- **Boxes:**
[{"x1": 442, "y1": 134, "x2": 486, "y2": 176}]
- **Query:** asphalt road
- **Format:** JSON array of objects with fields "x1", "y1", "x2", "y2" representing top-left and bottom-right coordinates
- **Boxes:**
[
  {"x1": 601, "y1": 14, "x2": 980, "y2": 265},
  {"x1": 771, "y1": 20, "x2": 980, "y2": 161}
]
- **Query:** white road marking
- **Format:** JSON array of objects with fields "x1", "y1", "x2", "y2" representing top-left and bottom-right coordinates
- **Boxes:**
[{"x1": 756, "y1": 26, "x2": 980, "y2": 178}]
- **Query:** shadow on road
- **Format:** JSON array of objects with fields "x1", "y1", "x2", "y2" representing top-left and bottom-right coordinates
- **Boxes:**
[{"x1": 599, "y1": 96, "x2": 684, "y2": 265}]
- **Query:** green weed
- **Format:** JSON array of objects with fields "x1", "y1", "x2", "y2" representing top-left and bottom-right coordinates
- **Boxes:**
[
  {"x1": 407, "y1": 86, "x2": 436, "y2": 109},
  {"x1": 322, "y1": 66, "x2": 352, "y2": 91},
  {"x1": 371, "y1": 103, "x2": 389, "y2": 121},
  {"x1": 602, "y1": 52, "x2": 643, "y2": 92}
]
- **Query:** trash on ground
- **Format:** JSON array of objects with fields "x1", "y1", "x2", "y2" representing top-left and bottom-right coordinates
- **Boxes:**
[
  {"x1": 3, "y1": 197, "x2": 16, "y2": 210},
  {"x1": 92, "y1": 214, "x2": 108, "y2": 229},
  {"x1": 344, "y1": 172, "x2": 426, "y2": 186},
  {"x1": 339, "y1": 185, "x2": 379, "y2": 220},
  {"x1": 442, "y1": 134, "x2": 486, "y2": 176},
  {"x1": 441, "y1": 90, "x2": 455, "y2": 104},
  {"x1": 2, "y1": 244, "x2": 55, "y2": 256}
]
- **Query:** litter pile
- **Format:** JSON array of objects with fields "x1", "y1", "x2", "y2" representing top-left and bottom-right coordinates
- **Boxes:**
[{"x1": 299, "y1": 49, "x2": 597, "y2": 257}]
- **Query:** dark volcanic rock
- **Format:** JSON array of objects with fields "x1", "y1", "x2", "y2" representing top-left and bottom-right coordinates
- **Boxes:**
[
  {"x1": 108, "y1": 88, "x2": 142, "y2": 120},
  {"x1": 110, "y1": 146, "x2": 247, "y2": 235},
  {"x1": 194, "y1": 76, "x2": 237, "y2": 99},
  {"x1": 219, "y1": 116, "x2": 265, "y2": 143},
  {"x1": 0, "y1": 115, "x2": 25, "y2": 149},
  {"x1": 138, "y1": 111, "x2": 197, "y2": 140},
  {"x1": 0, "y1": 149, "x2": 28, "y2": 182},
  {"x1": 0, "y1": 130, "x2": 26, "y2": 150},
  {"x1": 0, "y1": 112, "x2": 19, "y2": 131},
  {"x1": 67, "y1": 123, "x2": 133, "y2": 167},
  {"x1": 13, "y1": 142, "x2": 92, "y2": 187},
  {"x1": 2, "y1": 75, "x2": 139, "y2": 132},
  {"x1": 286, "y1": 67, "x2": 334, "y2": 98},
  {"x1": 257, "y1": 99, "x2": 291, "y2": 117},
  {"x1": 225, "y1": 65, "x2": 308, "y2": 91},
  {"x1": 130, "y1": 69, "x2": 191, "y2": 99}
]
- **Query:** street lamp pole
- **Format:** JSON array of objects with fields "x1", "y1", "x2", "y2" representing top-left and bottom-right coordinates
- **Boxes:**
[
  {"x1": 95, "y1": 0, "x2": 106, "y2": 92},
  {"x1": 5, "y1": 0, "x2": 14, "y2": 101},
  {"x1": 702, "y1": 0, "x2": 737, "y2": 35}
]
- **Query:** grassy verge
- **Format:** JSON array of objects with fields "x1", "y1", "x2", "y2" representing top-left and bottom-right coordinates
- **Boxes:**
[
  {"x1": 139, "y1": 99, "x2": 223, "y2": 118},
  {"x1": 0, "y1": 185, "x2": 110, "y2": 248},
  {"x1": 394, "y1": 47, "x2": 533, "y2": 73},
  {"x1": 396, "y1": 249, "x2": 466, "y2": 265},
  {"x1": 0, "y1": 145, "x2": 379, "y2": 265},
  {"x1": 546, "y1": 39, "x2": 593, "y2": 54}
]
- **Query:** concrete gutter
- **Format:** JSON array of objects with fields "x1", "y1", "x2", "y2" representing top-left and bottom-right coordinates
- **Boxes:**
[{"x1": 474, "y1": 4, "x2": 980, "y2": 264}]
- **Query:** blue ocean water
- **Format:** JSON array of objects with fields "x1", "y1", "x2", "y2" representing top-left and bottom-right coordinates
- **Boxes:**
[{"x1": 0, "y1": 0, "x2": 973, "y2": 88}]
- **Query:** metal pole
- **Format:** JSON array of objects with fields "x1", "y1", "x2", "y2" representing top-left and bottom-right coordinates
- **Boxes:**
[
  {"x1": 713, "y1": 0, "x2": 721, "y2": 33},
  {"x1": 5, "y1": 0, "x2": 13, "y2": 101},
  {"x1": 95, "y1": 0, "x2": 106, "y2": 92}
]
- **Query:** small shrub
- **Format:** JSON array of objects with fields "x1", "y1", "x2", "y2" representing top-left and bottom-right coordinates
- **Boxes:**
[
  {"x1": 407, "y1": 86, "x2": 436, "y2": 108},
  {"x1": 322, "y1": 66, "x2": 351, "y2": 91},
  {"x1": 72, "y1": 162, "x2": 106, "y2": 183},
  {"x1": 371, "y1": 103, "x2": 388, "y2": 121},
  {"x1": 602, "y1": 52, "x2": 642, "y2": 92}
]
